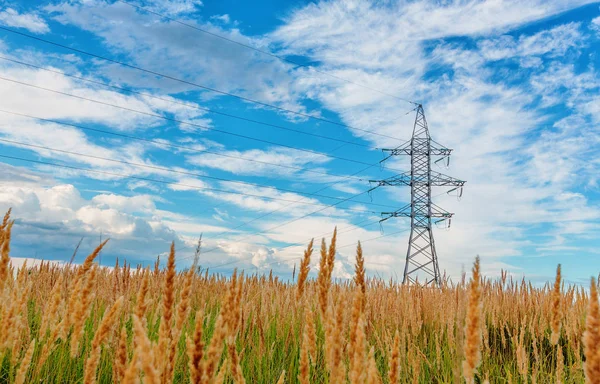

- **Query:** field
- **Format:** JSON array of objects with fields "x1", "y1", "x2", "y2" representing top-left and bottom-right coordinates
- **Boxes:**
[{"x1": 0, "y1": 209, "x2": 599, "y2": 384}]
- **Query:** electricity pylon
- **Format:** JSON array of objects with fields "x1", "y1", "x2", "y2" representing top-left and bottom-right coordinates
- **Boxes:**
[{"x1": 369, "y1": 104, "x2": 465, "y2": 287}]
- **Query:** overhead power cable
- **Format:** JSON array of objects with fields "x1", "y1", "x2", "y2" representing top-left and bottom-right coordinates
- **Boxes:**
[
  {"x1": 0, "y1": 76, "x2": 407, "y2": 172},
  {"x1": 0, "y1": 109, "x2": 369, "y2": 181},
  {"x1": 0, "y1": 56, "x2": 377, "y2": 150},
  {"x1": 0, "y1": 26, "x2": 405, "y2": 142},
  {"x1": 0, "y1": 137, "x2": 398, "y2": 210},
  {"x1": 0, "y1": 154, "x2": 383, "y2": 215},
  {"x1": 117, "y1": 0, "x2": 418, "y2": 106}
]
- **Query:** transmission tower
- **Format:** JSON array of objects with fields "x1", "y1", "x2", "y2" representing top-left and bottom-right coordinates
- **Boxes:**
[{"x1": 369, "y1": 104, "x2": 465, "y2": 287}]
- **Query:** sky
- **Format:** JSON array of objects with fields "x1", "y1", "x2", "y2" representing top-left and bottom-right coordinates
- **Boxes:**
[{"x1": 0, "y1": 0, "x2": 599, "y2": 285}]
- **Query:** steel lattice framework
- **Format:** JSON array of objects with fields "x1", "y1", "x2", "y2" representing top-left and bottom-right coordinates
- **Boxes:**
[{"x1": 369, "y1": 105, "x2": 465, "y2": 286}]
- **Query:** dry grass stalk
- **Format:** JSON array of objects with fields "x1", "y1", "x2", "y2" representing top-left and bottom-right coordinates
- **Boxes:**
[
  {"x1": 388, "y1": 330, "x2": 400, "y2": 384},
  {"x1": 214, "y1": 359, "x2": 228, "y2": 384},
  {"x1": 38, "y1": 276, "x2": 63, "y2": 338},
  {"x1": 121, "y1": 351, "x2": 140, "y2": 384},
  {"x1": 135, "y1": 268, "x2": 150, "y2": 325},
  {"x1": 317, "y1": 238, "x2": 329, "y2": 317},
  {"x1": 114, "y1": 326, "x2": 128, "y2": 384},
  {"x1": 157, "y1": 242, "x2": 176, "y2": 381},
  {"x1": 326, "y1": 227, "x2": 337, "y2": 282},
  {"x1": 584, "y1": 277, "x2": 600, "y2": 384},
  {"x1": 556, "y1": 345, "x2": 564, "y2": 384},
  {"x1": 276, "y1": 370, "x2": 285, "y2": 384},
  {"x1": 84, "y1": 296, "x2": 124, "y2": 384},
  {"x1": 166, "y1": 267, "x2": 194, "y2": 382},
  {"x1": 71, "y1": 265, "x2": 98, "y2": 357},
  {"x1": 349, "y1": 242, "x2": 367, "y2": 350},
  {"x1": 133, "y1": 314, "x2": 160, "y2": 384},
  {"x1": 551, "y1": 264, "x2": 562, "y2": 345},
  {"x1": 188, "y1": 310, "x2": 205, "y2": 384},
  {"x1": 349, "y1": 315, "x2": 368, "y2": 384},
  {"x1": 327, "y1": 302, "x2": 345, "y2": 384},
  {"x1": 14, "y1": 338, "x2": 35, "y2": 384},
  {"x1": 296, "y1": 239, "x2": 313, "y2": 300},
  {"x1": 0, "y1": 217, "x2": 13, "y2": 289},
  {"x1": 298, "y1": 315, "x2": 311, "y2": 384},
  {"x1": 354, "y1": 241, "x2": 366, "y2": 299},
  {"x1": 366, "y1": 346, "x2": 381, "y2": 384},
  {"x1": 462, "y1": 256, "x2": 483, "y2": 384},
  {"x1": 228, "y1": 338, "x2": 246, "y2": 384},
  {"x1": 204, "y1": 272, "x2": 239, "y2": 381},
  {"x1": 305, "y1": 307, "x2": 317, "y2": 363}
]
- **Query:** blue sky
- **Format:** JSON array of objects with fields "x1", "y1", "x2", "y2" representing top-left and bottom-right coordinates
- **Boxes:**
[{"x1": 0, "y1": 0, "x2": 599, "y2": 284}]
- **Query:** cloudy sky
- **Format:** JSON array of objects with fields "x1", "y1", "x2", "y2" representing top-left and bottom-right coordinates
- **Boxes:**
[{"x1": 0, "y1": 0, "x2": 599, "y2": 284}]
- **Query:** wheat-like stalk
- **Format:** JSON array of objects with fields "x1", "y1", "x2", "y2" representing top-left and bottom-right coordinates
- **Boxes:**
[
  {"x1": 317, "y1": 238, "x2": 329, "y2": 317},
  {"x1": 135, "y1": 268, "x2": 150, "y2": 325},
  {"x1": 114, "y1": 326, "x2": 128, "y2": 384},
  {"x1": 388, "y1": 330, "x2": 400, "y2": 384},
  {"x1": 349, "y1": 315, "x2": 367, "y2": 384},
  {"x1": 228, "y1": 338, "x2": 246, "y2": 384},
  {"x1": 366, "y1": 346, "x2": 381, "y2": 384},
  {"x1": 133, "y1": 314, "x2": 160, "y2": 384},
  {"x1": 556, "y1": 345, "x2": 564, "y2": 384},
  {"x1": 84, "y1": 296, "x2": 124, "y2": 384},
  {"x1": 584, "y1": 277, "x2": 600, "y2": 384},
  {"x1": 462, "y1": 256, "x2": 483, "y2": 384},
  {"x1": 157, "y1": 242, "x2": 176, "y2": 380},
  {"x1": 71, "y1": 265, "x2": 98, "y2": 357},
  {"x1": 551, "y1": 264, "x2": 562, "y2": 345},
  {"x1": 14, "y1": 338, "x2": 35, "y2": 384},
  {"x1": 296, "y1": 239, "x2": 313, "y2": 300},
  {"x1": 0, "y1": 218, "x2": 13, "y2": 289},
  {"x1": 298, "y1": 308, "x2": 311, "y2": 384},
  {"x1": 188, "y1": 309, "x2": 205, "y2": 384},
  {"x1": 276, "y1": 370, "x2": 286, "y2": 384}
]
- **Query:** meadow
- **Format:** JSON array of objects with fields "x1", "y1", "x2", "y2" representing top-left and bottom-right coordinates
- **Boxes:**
[{"x1": 0, "y1": 208, "x2": 599, "y2": 384}]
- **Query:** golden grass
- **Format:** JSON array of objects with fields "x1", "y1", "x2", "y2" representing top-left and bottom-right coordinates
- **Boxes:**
[{"x1": 0, "y1": 209, "x2": 597, "y2": 383}]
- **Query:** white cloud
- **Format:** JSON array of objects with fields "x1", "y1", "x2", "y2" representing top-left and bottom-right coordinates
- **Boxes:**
[
  {"x1": 187, "y1": 147, "x2": 331, "y2": 177},
  {"x1": 210, "y1": 14, "x2": 230, "y2": 24},
  {"x1": 0, "y1": 8, "x2": 49, "y2": 34},
  {"x1": 144, "y1": 0, "x2": 203, "y2": 16},
  {"x1": 45, "y1": 0, "x2": 310, "y2": 117},
  {"x1": 592, "y1": 16, "x2": 600, "y2": 32},
  {"x1": 478, "y1": 23, "x2": 583, "y2": 60}
]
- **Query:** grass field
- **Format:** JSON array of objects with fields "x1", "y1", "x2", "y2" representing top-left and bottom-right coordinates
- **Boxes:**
[{"x1": 0, "y1": 209, "x2": 599, "y2": 384}]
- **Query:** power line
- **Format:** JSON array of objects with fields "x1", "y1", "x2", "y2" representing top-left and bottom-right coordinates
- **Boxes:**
[
  {"x1": 0, "y1": 137, "x2": 398, "y2": 210},
  {"x1": 0, "y1": 26, "x2": 406, "y2": 142},
  {"x1": 0, "y1": 55, "x2": 377, "y2": 150},
  {"x1": 0, "y1": 109, "x2": 370, "y2": 181},
  {"x1": 0, "y1": 154, "x2": 382, "y2": 214},
  {"x1": 116, "y1": 0, "x2": 418, "y2": 106},
  {"x1": 0, "y1": 76, "x2": 408, "y2": 172}
]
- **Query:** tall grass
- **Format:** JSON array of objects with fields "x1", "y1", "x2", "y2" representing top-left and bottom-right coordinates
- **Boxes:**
[{"x1": 0, "y1": 209, "x2": 597, "y2": 383}]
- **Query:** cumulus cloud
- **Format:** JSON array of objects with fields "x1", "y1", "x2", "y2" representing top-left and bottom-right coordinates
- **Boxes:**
[{"x1": 0, "y1": 8, "x2": 49, "y2": 34}]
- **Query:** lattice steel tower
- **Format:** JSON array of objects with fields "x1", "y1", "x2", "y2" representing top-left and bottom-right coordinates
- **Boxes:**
[{"x1": 369, "y1": 104, "x2": 465, "y2": 286}]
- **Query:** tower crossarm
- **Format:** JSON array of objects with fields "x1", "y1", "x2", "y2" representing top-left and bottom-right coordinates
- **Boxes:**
[
  {"x1": 380, "y1": 203, "x2": 454, "y2": 221},
  {"x1": 381, "y1": 145, "x2": 452, "y2": 157},
  {"x1": 369, "y1": 171, "x2": 465, "y2": 189}
]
